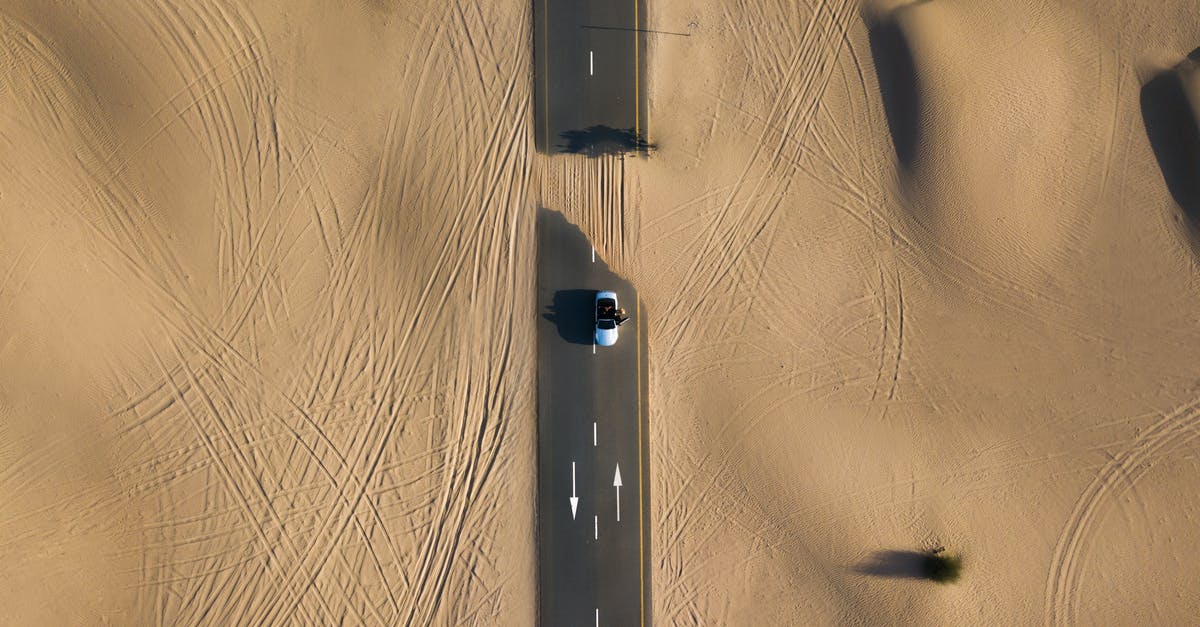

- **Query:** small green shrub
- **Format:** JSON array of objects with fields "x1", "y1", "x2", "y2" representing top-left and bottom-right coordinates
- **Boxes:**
[{"x1": 923, "y1": 551, "x2": 962, "y2": 584}]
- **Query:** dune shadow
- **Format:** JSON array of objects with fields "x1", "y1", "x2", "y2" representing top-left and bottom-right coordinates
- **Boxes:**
[
  {"x1": 1141, "y1": 51, "x2": 1200, "y2": 228},
  {"x1": 558, "y1": 125, "x2": 655, "y2": 157},
  {"x1": 864, "y1": 5, "x2": 923, "y2": 169},
  {"x1": 854, "y1": 550, "x2": 930, "y2": 579},
  {"x1": 543, "y1": 289, "x2": 596, "y2": 345}
]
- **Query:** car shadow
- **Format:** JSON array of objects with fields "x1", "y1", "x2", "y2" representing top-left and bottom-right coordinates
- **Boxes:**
[{"x1": 544, "y1": 289, "x2": 596, "y2": 345}]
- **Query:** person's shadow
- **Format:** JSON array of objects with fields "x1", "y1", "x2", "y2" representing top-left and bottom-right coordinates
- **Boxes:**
[{"x1": 543, "y1": 289, "x2": 596, "y2": 345}]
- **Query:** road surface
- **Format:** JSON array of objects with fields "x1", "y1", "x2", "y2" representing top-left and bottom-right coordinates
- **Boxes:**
[
  {"x1": 533, "y1": 0, "x2": 648, "y2": 153},
  {"x1": 537, "y1": 209, "x2": 651, "y2": 626}
]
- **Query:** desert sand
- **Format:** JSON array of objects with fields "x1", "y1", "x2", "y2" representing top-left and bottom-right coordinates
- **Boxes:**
[{"x1": 2, "y1": 0, "x2": 1200, "y2": 624}]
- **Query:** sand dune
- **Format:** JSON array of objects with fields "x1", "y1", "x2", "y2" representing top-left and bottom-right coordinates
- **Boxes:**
[
  {"x1": 2, "y1": 1, "x2": 536, "y2": 624},
  {"x1": 635, "y1": 0, "x2": 1200, "y2": 624},
  {"x1": 867, "y1": 1, "x2": 1103, "y2": 287},
  {"x1": 3, "y1": 0, "x2": 1200, "y2": 624}
]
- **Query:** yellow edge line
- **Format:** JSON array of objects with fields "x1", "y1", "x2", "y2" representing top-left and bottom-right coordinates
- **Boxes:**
[
  {"x1": 637, "y1": 297, "x2": 645, "y2": 626},
  {"x1": 634, "y1": 0, "x2": 640, "y2": 140}
]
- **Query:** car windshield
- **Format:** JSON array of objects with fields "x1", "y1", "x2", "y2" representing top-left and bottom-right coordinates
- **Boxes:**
[{"x1": 597, "y1": 320, "x2": 616, "y2": 330}]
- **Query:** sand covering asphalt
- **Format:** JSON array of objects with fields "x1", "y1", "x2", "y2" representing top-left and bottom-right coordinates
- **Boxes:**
[{"x1": 2, "y1": 0, "x2": 1200, "y2": 624}]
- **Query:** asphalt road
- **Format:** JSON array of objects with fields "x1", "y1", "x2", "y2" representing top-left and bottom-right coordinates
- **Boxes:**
[
  {"x1": 537, "y1": 209, "x2": 651, "y2": 627},
  {"x1": 533, "y1": 0, "x2": 648, "y2": 153}
]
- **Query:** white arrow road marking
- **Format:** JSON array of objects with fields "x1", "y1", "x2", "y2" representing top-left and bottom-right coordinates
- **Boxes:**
[
  {"x1": 570, "y1": 462, "x2": 579, "y2": 519},
  {"x1": 613, "y1": 464, "x2": 623, "y2": 522}
]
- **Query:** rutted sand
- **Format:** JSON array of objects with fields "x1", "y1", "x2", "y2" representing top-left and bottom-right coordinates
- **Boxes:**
[
  {"x1": 2, "y1": 1, "x2": 535, "y2": 624},
  {"x1": 628, "y1": 0, "x2": 1200, "y2": 624},
  {"x1": 878, "y1": 1, "x2": 1103, "y2": 281},
  {"x1": 3, "y1": 0, "x2": 1200, "y2": 625}
]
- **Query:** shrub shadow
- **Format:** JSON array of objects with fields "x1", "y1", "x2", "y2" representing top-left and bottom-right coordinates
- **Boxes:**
[
  {"x1": 854, "y1": 550, "x2": 929, "y2": 579},
  {"x1": 543, "y1": 289, "x2": 595, "y2": 345}
]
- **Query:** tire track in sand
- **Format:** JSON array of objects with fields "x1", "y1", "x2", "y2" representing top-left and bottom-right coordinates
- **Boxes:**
[
  {"x1": 658, "y1": 0, "x2": 856, "y2": 363},
  {"x1": 654, "y1": 0, "x2": 868, "y2": 620},
  {"x1": 7, "y1": 0, "x2": 536, "y2": 622},
  {"x1": 1044, "y1": 398, "x2": 1200, "y2": 626}
]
